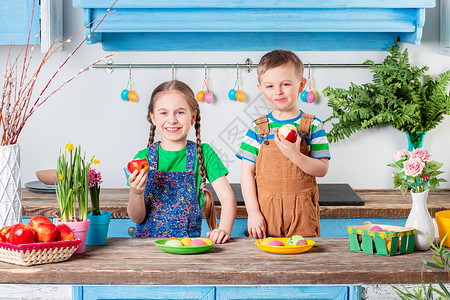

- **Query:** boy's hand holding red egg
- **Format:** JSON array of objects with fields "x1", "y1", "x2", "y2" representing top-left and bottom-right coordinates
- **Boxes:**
[{"x1": 275, "y1": 124, "x2": 302, "y2": 161}]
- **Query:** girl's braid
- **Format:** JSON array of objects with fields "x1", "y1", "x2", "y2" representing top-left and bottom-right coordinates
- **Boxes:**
[{"x1": 195, "y1": 112, "x2": 218, "y2": 230}]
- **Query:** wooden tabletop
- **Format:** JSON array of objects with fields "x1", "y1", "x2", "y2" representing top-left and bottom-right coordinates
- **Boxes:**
[
  {"x1": 21, "y1": 188, "x2": 450, "y2": 219},
  {"x1": 0, "y1": 237, "x2": 446, "y2": 285}
]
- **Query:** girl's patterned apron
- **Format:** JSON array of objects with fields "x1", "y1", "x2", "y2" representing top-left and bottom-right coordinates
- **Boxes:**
[
  {"x1": 255, "y1": 113, "x2": 320, "y2": 237},
  {"x1": 134, "y1": 141, "x2": 202, "y2": 238}
]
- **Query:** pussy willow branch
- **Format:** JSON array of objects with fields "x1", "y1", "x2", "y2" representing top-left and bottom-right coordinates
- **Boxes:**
[{"x1": 0, "y1": 0, "x2": 118, "y2": 146}]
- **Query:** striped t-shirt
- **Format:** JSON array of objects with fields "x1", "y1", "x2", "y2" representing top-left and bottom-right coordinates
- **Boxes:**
[{"x1": 236, "y1": 111, "x2": 331, "y2": 163}]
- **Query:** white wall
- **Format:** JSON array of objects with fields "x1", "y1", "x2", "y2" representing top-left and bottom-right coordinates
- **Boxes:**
[{"x1": 2, "y1": 2, "x2": 449, "y2": 189}]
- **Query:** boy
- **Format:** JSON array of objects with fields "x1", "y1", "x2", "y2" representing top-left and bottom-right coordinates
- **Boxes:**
[{"x1": 236, "y1": 50, "x2": 330, "y2": 239}]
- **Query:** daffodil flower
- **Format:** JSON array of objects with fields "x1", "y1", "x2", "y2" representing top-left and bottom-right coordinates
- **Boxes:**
[
  {"x1": 65, "y1": 142, "x2": 74, "y2": 152},
  {"x1": 58, "y1": 174, "x2": 64, "y2": 181},
  {"x1": 91, "y1": 155, "x2": 100, "y2": 167}
]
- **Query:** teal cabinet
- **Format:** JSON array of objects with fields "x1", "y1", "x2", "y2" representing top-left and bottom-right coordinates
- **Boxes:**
[
  {"x1": 73, "y1": 0, "x2": 435, "y2": 51},
  {"x1": 73, "y1": 285, "x2": 360, "y2": 300},
  {"x1": 0, "y1": 0, "x2": 40, "y2": 45}
]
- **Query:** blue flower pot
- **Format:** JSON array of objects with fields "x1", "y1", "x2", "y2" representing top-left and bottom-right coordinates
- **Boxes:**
[{"x1": 86, "y1": 210, "x2": 111, "y2": 245}]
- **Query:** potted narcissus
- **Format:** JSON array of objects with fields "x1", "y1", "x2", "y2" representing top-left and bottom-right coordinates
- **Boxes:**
[
  {"x1": 86, "y1": 164, "x2": 111, "y2": 245},
  {"x1": 56, "y1": 142, "x2": 96, "y2": 253}
]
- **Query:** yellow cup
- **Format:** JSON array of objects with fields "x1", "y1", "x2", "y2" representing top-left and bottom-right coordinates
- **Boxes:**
[{"x1": 435, "y1": 210, "x2": 450, "y2": 247}]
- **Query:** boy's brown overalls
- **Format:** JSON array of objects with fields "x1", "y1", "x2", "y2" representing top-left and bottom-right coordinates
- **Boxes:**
[{"x1": 254, "y1": 113, "x2": 320, "y2": 237}]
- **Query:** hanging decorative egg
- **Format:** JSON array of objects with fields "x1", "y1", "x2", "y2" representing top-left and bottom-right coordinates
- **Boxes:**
[
  {"x1": 196, "y1": 91, "x2": 205, "y2": 102},
  {"x1": 307, "y1": 90, "x2": 316, "y2": 103},
  {"x1": 235, "y1": 91, "x2": 245, "y2": 102},
  {"x1": 228, "y1": 89, "x2": 237, "y2": 101},
  {"x1": 121, "y1": 89, "x2": 129, "y2": 101},
  {"x1": 300, "y1": 90, "x2": 308, "y2": 102},
  {"x1": 128, "y1": 91, "x2": 138, "y2": 103},
  {"x1": 204, "y1": 91, "x2": 213, "y2": 104}
]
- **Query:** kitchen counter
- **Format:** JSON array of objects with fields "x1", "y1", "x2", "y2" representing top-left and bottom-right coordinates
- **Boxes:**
[
  {"x1": 21, "y1": 188, "x2": 450, "y2": 219},
  {"x1": 0, "y1": 237, "x2": 446, "y2": 285}
]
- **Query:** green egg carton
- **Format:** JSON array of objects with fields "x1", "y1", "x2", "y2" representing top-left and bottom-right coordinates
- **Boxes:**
[{"x1": 347, "y1": 224, "x2": 415, "y2": 256}]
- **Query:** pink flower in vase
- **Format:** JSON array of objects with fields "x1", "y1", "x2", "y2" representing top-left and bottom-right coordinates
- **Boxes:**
[
  {"x1": 393, "y1": 148, "x2": 409, "y2": 161},
  {"x1": 411, "y1": 148, "x2": 432, "y2": 162},
  {"x1": 403, "y1": 157, "x2": 425, "y2": 177},
  {"x1": 423, "y1": 174, "x2": 429, "y2": 182}
]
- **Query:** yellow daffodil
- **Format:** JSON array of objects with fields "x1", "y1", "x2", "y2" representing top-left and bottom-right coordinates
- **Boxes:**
[
  {"x1": 58, "y1": 174, "x2": 64, "y2": 181},
  {"x1": 91, "y1": 155, "x2": 100, "y2": 167},
  {"x1": 65, "y1": 142, "x2": 74, "y2": 152}
]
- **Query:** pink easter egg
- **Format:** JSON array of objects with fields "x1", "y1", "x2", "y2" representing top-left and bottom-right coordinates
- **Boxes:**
[
  {"x1": 370, "y1": 225, "x2": 384, "y2": 232},
  {"x1": 204, "y1": 92, "x2": 213, "y2": 104},
  {"x1": 307, "y1": 91, "x2": 316, "y2": 103},
  {"x1": 189, "y1": 239, "x2": 207, "y2": 246},
  {"x1": 268, "y1": 240, "x2": 285, "y2": 247}
]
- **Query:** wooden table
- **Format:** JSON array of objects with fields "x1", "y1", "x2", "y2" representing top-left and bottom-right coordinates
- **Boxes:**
[
  {"x1": 21, "y1": 188, "x2": 450, "y2": 219},
  {"x1": 0, "y1": 237, "x2": 446, "y2": 285}
]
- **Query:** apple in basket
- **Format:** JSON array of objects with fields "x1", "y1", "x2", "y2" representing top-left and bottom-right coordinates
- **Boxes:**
[
  {"x1": 0, "y1": 226, "x2": 11, "y2": 243},
  {"x1": 9, "y1": 224, "x2": 36, "y2": 245},
  {"x1": 29, "y1": 216, "x2": 57, "y2": 243},
  {"x1": 127, "y1": 158, "x2": 150, "y2": 174},
  {"x1": 56, "y1": 223, "x2": 74, "y2": 241},
  {"x1": 28, "y1": 216, "x2": 52, "y2": 228},
  {"x1": 277, "y1": 124, "x2": 298, "y2": 143}
]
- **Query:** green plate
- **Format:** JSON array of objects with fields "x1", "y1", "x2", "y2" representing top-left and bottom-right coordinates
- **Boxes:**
[{"x1": 154, "y1": 239, "x2": 214, "y2": 255}]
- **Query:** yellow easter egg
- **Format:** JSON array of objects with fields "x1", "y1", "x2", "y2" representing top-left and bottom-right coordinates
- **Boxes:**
[
  {"x1": 181, "y1": 237, "x2": 192, "y2": 246},
  {"x1": 235, "y1": 91, "x2": 245, "y2": 102},
  {"x1": 196, "y1": 91, "x2": 205, "y2": 102},
  {"x1": 128, "y1": 91, "x2": 138, "y2": 102},
  {"x1": 260, "y1": 237, "x2": 276, "y2": 245},
  {"x1": 200, "y1": 237, "x2": 213, "y2": 245}
]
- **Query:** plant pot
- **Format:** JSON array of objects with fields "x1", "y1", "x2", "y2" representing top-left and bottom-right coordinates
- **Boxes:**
[
  {"x1": 58, "y1": 219, "x2": 90, "y2": 254},
  {"x1": 0, "y1": 144, "x2": 22, "y2": 227},
  {"x1": 405, "y1": 189, "x2": 434, "y2": 251},
  {"x1": 86, "y1": 211, "x2": 111, "y2": 246},
  {"x1": 435, "y1": 210, "x2": 450, "y2": 247}
]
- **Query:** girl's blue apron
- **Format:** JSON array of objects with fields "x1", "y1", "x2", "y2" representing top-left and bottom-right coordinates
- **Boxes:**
[{"x1": 134, "y1": 141, "x2": 202, "y2": 238}]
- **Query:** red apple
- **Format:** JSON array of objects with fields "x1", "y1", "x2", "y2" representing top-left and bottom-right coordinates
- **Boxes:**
[
  {"x1": 0, "y1": 226, "x2": 11, "y2": 243},
  {"x1": 56, "y1": 224, "x2": 74, "y2": 241},
  {"x1": 9, "y1": 224, "x2": 36, "y2": 245},
  {"x1": 127, "y1": 158, "x2": 150, "y2": 174},
  {"x1": 34, "y1": 222, "x2": 57, "y2": 243},
  {"x1": 277, "y1": 124, "x2": 298, "y2": 143},
  {"x1": 28, "y1": 216, "x2": 52, "y2": 229}
]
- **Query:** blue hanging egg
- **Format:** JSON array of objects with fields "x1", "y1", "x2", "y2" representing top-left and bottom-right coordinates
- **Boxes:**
[
  {"x1": 121, "y1": 89, "x2": 129, "y2": 101},
  {"x1": 228, "y1": 89, "x2": 237, "y2": 100},
  {"x1": 300, "y1": 90, "x2": 308, "y2": 102}
]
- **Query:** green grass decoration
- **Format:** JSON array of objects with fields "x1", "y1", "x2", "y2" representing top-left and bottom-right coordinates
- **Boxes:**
[{"x1": 323, "y1": 39, "x2": 450, "y2": 143}]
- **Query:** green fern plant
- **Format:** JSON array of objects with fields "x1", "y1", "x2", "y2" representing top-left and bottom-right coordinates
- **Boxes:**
[{"x1": 323, "y1": 39, "x2": 450, "y2": 143}]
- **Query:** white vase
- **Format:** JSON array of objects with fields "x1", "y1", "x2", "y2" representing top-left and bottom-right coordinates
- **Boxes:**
[
  {"x1": 405, "y1": 189, "x2": 434, "y2": 251},
  {"x1": 0, "y1": 144, "x2": 22, "y2": 227}
]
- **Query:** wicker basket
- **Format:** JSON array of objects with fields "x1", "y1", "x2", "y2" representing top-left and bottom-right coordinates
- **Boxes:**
[
  {"x1": 0, "y1": 239, "x2": 81, "y2": 266},
  {"x1": 348, "y1": 224, "x2": 415, "y2": 256}
]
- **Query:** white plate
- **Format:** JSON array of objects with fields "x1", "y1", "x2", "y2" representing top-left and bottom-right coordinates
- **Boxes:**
[{"x1": 25, "y1": 181, "x2": 56, "y2": 193}]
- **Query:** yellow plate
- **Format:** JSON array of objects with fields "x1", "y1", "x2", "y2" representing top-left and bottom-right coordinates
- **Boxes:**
[{"x1": 255, "y1": 238, "x2": 315, "y2": 254}]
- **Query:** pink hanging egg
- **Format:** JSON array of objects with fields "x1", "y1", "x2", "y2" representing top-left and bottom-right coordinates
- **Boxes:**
[
  {"x1": 205, "y1": 92, "x2": 213, "y2": 104},
  {"x1": 307, "y1": 90, "x2": 316, "y2": 103}
]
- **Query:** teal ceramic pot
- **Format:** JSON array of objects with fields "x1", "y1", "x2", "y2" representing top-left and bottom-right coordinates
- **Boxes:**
[{"x1": 86, "y1": 211, "x2": 111, "y2": 246}]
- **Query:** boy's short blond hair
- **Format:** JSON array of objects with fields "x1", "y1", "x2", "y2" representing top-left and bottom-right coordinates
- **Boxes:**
[{"x1": 257, "y1": 49, "x2": 304, "y2": 83}]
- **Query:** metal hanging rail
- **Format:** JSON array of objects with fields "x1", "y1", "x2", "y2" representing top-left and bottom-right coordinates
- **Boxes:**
[{"x1": 93, "y1": 58, "x2": 375, "y2": 73}]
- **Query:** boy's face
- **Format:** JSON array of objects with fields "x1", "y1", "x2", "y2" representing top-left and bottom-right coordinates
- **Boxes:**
[{"x1": 257, "y1": 63, "x2": 306, "y2": 116}]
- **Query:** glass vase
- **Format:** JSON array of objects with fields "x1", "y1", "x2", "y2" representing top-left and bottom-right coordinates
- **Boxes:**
[{"x1": 405, "y1": 131, "x2": 426, "y2": 151}]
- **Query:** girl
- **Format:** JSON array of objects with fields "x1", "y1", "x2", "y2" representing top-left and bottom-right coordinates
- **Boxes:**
[{"x1": 128, "y1": 80, "x2": 236, "y2": 243}]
